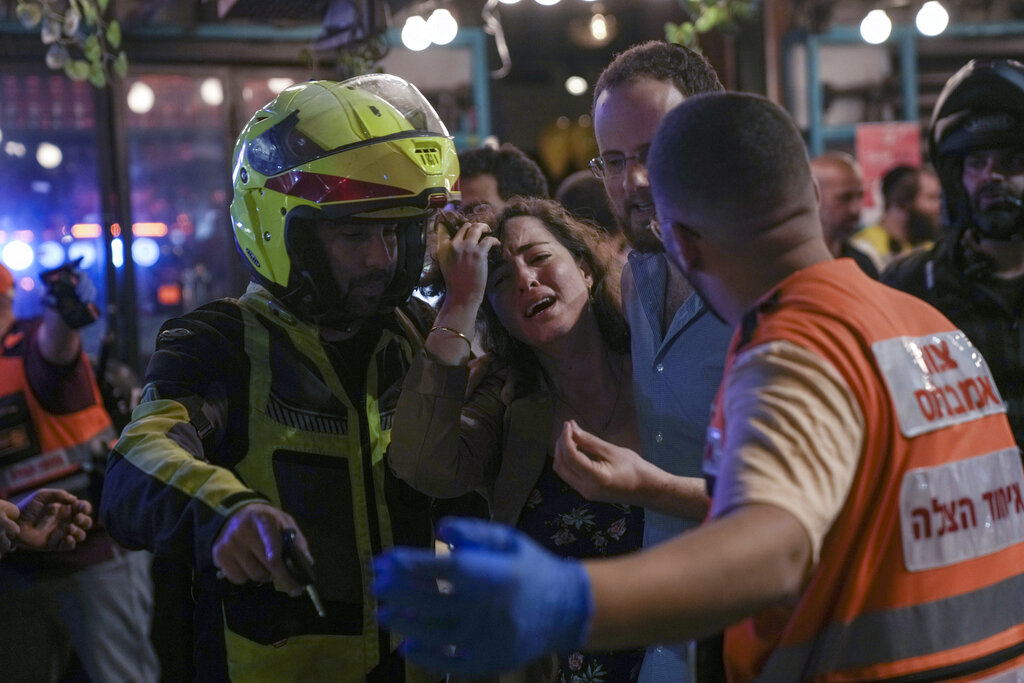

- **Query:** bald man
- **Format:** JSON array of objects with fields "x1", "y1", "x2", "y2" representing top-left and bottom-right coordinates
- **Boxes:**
[
  {"x1": 810, "y1": 152, "x2": 878, "y2": 277},
  {"x1": 374, "y1": 93, "x2": 1024, "y2": 682}
]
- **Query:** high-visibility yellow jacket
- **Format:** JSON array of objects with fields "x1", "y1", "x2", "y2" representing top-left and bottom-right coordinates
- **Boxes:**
[{"x1": 102, "y1": 286, "x2": 436, "y2": 682}]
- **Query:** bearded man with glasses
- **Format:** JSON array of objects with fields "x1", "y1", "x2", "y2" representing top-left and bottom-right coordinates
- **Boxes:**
[{"x1": 548, "y1": 40, "x2": 735, "y2": 683}]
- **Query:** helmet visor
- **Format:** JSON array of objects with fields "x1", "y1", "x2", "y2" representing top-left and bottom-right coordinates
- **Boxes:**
[
  {"x1": 343, "y1": 73, "x2": 450, "y2": 138},
  {"x1": 247, "y1": 74, "x2": 451, "y2": 177}
]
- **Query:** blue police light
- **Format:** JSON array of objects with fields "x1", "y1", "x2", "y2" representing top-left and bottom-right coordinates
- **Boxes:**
[
  {"x1": 37, "y1": 240, "x2": 65, "y2": 269},
  {"x1": 67, "y1": 241, "x2": 97, "y2": 269},
  {"x1": 132, "y1": 237, "x2": 159, "y2": 267}
]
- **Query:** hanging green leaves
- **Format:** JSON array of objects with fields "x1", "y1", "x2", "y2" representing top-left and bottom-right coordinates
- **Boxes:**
[
  {"x1": 16, "y1": 0, "x2": 130, "y2": 88},
  {"x1": 665, "y1": 0, "x2": 756, "y2": 52}
]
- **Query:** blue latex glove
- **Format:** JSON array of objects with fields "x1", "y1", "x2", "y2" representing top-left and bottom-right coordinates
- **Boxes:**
[{"x1": 373, "y1": 517, "x2": 594, "y2": 676}]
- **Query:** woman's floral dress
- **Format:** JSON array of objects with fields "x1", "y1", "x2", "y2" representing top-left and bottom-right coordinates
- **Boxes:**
[{"x1": 517, "y1": 457, "x2": 646, "y2": 683}]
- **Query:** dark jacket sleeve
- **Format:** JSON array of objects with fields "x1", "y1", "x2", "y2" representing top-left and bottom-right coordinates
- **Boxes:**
[
  {"x1": 881, "y1": 244, "x2": 938, "y2": 299},
  {"x1": 100, "y1": 301, "x2": 268, "y2": 569}
]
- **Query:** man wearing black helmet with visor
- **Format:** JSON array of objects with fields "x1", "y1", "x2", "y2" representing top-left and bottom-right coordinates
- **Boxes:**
[
  {"x1": 885, "y1": 58, "x2": 1024, "y2": 451},
  {"x1": 100, "y1": 75, "x2": 457, "y2": 682}
]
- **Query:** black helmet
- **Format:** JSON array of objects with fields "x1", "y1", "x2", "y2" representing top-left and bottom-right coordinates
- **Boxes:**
[{"x1": 929, "y1": 59, "x2": 1024, "y2": 240}]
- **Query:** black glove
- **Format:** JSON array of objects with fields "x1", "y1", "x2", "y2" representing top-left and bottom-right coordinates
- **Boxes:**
[{"x1": 40, "y1": 258, "x2": 99, "y2": 329}]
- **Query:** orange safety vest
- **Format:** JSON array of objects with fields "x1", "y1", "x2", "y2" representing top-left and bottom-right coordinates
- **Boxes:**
[
  {"x1": 706, "y1": 259, "x2": 1024, "y2": 682},
  {"x1": 0, "y1": 322, "x2": 114, "y2": 498}
]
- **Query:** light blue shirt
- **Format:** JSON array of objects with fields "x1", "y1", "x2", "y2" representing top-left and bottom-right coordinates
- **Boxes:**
[{"x1": 625, "y1": 251, "x2": 732, "y2": 683}]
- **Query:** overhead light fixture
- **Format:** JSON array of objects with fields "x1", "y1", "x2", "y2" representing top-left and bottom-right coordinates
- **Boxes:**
[
  {"x1": 498, "y1": 0, "x2": 520, "y2": 4},
  {"x1": 200, "y1": 77, "x2": 224, "y2": 107},
  {"x1": 402, "y1": 6, "x2": 459, "y2": 51},
  {"x1": 916, "y1": 1, "x2": 949, "y2": 36},
  {"x1": 426, "y1": 8, "x2": 458, "y2": 45},
  {"x1": 401, "y1": 15, "x2": 431, "y2": 51},
  {"x1": 4, "y1": 141, "x2": 26, "y2": 158},
  {"x1": 2, "y1": 241, "x2": 34, "y2": 271},
  {"x1": 127, "y1": 81, "x2": 155, "y2": 114},
  {"x1": 36, "y1": 142, "x2": 62, "y2": 169},
  {"x1": 568, "y1": 8, "x2": 617, "y2": 48},
  {"x1": 565, "y1": 76, "x2": 588, "y2": 96},
  {"x1": 267, "y1": 78, "x2": 295, "y2": 94},
  {"x1": 860, "y1": 9, "x2": 892, "y2": 44},
  {"x1": 535, "y1": 0, "x2": 560, "y2": 5}
]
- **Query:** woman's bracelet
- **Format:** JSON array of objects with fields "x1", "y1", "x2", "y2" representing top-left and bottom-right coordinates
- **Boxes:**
[{"x1": 428, "y1": 325, "x2": 473, "y2": 351}]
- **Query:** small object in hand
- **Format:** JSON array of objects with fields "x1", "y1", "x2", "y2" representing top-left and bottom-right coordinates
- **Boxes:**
[
  {"x1": 40, "y1": 258, "x2": 99, "y2": 329},
  {"x1": 282, "y1": 528, "x2": 327, "y2": 619}
]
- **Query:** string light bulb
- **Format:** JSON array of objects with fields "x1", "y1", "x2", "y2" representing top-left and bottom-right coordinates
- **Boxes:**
[
  {"x1": 916, "y1": 1, "x2": 949, "y2": 36},
  {"x1": 860, "y1": 9, "x2": 892, "y2": 44},
  {"x1": 401, "y1": 15, "x2": 431, "y2": 51},
  {"x1": 427, "y1": 8, "x2": 458, "y2": 45}
]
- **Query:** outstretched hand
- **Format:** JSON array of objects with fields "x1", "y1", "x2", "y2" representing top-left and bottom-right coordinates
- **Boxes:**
[
  {"x1": 15, "y1": 489, "x2": 93, "y2": 552},
  {"x1": 212, "y1": 502, "x2": 311, "y2": 596},
  {"x1": 554, "y1": 420, "x2": 649, "y2": 506},
  {"x1": 374, "y1": 517, "x2": 593, "y2": 676}
]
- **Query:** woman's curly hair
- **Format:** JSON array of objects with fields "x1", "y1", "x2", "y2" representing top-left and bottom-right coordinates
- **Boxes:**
[{"x1": 422, "y1": 197, "x2": 628, "y2": 394}]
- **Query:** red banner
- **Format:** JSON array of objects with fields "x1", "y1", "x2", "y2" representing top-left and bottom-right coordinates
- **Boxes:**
[{"x1": 855, "y1": 122, "x2": 923, "y2": 209}]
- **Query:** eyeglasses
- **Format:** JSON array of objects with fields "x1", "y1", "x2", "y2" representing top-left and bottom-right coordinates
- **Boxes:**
[{"x1": 589, "y1": 145, "x2": 650, "y2": 179}]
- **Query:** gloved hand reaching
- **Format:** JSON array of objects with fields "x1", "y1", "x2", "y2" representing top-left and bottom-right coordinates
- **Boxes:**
[
  {"x1": 373, "y1": 517, "x2": 593, "y2": 676},
  {"x1": 40, "y1": 257, "x2": 99, "y2": 329}
]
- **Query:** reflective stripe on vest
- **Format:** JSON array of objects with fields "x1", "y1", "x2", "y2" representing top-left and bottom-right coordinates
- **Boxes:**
[
  {"x1": 0, "y1": 349, "x2": 113, "y2": 498},
  {"x1": 0, "y1": 438, "x2": 111, "y2": 497},
  {"x1": 977, "y1": 663, "x2": 1024, "y2": 683},
  {"x1": 757, "y1": 570, "x2": 1024, "y2": 680}
]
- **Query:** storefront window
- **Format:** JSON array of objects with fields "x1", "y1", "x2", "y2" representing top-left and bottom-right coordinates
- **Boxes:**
[
  {"x1": 0, "y1": 71, "x2": 109, "y2": 353},
  {"x1": 0, "y1": 70, "x2": 246, "y2": 367},
  {"x1": 124, "y1": 73, "x2": 241, "y2": 361}
]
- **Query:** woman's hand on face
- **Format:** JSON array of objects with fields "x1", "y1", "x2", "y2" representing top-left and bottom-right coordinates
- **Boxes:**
[{"x1": 436, "y1": 220, "x2": 501, "y2": 310}]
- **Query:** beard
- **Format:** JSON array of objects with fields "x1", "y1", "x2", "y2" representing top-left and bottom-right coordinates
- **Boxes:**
[
  {"x1": 318, "y1": 270, "x2": 393, "y2": 328},
  {"x1": 608, "y1": 189, "x2": 664, "y2": 253},
  {"x1": 970, "y1": 184, "x2": 1024, "y2": 240},
  {"x1": 906, "y1": 208, "x2": 940, "y2": 245}
]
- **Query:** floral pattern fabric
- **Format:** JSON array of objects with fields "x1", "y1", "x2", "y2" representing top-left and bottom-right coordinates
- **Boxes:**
[{"x1": 517, "y1": 457, "x2": 645, "y2": 683}]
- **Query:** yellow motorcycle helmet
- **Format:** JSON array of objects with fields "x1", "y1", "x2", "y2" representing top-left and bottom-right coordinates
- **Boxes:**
[{"x1": 230, "y1": 74, "x2": 460, "y2": 324}]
